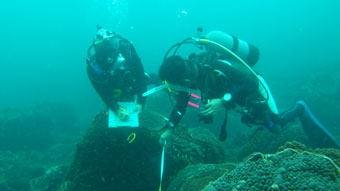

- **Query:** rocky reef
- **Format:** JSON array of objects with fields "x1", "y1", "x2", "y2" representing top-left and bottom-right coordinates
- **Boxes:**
[
  {"x1": 0, "y1": 149, "x2": 70, "y2": 191},
  {"x1": 167, "y1": 163, "x2": 236, "y2": 191},
  {"x1": 175, "y1": 141, "x2": 340, "y2": 191},
  {"x1": 64, "y1": 110, "x2": 226, "y2": 191}
]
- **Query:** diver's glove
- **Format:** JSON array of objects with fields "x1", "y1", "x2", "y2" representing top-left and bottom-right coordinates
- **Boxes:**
[
  {"x1": 200, "y1": 94, "x2": 231, "y2": 117},
  {"x1": 200, "y1": 98, "x2": 225, "y2": 117},
  {"x1": 118, "y1": 110, "x2": 130, "y2": 121},
  {"x1": 133, "y1": 104, "x2": 143, "y2": 114}
]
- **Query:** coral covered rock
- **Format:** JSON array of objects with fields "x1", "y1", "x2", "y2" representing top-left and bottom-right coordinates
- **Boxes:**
[
  {"x1": 278, "y1": 141, "x2": 310, "y2": 152},
  {"x1": 167, "y1": 163, "x2": 236, "y2": 191},
  {"x1": 279, "y1": 141, "x2": 340, "y2": 168},
  {"x1": 64, "y1": 110, "x2": 226, "y2": 191},
  {"x1": 164, "y1": 126, "x2": 227, "y2": 183},
  {"x1": 202, "y1": 148, "x2": 340, "y2": 191},
  {"x1": 314, "y1": 148, "x2": 340, "y2": 168}
]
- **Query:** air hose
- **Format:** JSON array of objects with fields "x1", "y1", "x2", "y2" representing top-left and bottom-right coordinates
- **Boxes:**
[{"x1": 197, "y1": 38, "x2": 270, "y2": 103}]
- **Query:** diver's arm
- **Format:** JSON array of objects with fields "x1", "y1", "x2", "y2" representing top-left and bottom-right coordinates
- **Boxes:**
[
  {"x1": 167, "y1": 91, "x2": 191, "y2": 128},
  {"x1": 160, "y1": 91, "x2": 190, "y2": 144}
]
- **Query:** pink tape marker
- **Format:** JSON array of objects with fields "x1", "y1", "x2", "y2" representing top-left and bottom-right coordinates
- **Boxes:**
[
  {"x1": 190, "y1": 93, "x2": 201, "y2": 99},
  {"x1": 188, "y1": 101, "x2": 199, "y2": 108}
]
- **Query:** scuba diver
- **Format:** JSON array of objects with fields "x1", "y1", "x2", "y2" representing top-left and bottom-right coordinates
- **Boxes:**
[
  {"x1": 87, "y1": 25, "x2": 147, "y2": 120},
  {"x1": 153, "y1": 30, "x2": 340, "y2": 149}
]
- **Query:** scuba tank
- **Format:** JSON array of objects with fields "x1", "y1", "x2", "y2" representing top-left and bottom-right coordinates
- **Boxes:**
[{"x1": 205, "y1": 30, "x2": 260, "y2": 67}]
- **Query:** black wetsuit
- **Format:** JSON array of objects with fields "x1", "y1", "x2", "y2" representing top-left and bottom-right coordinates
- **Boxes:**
[
  {"x1": 167, "y1": 52, "x2": 260, "y2": 128},
  {"x1": 87, "y1": 41, "x2": 147, "y2": 111}
]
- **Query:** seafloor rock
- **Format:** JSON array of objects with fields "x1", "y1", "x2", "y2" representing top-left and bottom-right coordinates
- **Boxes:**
[
  {"x1": 0, "y1": 140, "x2": 80, "y2": 191},
  {"x1": 64, "y1": 110, "x2": 226, "y2": 191},
  {"x1": 0, "y1": 150, "x2": 56, "y2": 191},
  {"x1": 202, "y1": 147, "x2": 340, "y2": 191},
  {"x1": 4, "y1": 164, "x2": 45, "y2": 191},
  {"x1": 167, "y1": 163, "x2": 236, "y2": 191},
  {"x1": 29, "y1": 165, "x2": 68, "y2": 191}
]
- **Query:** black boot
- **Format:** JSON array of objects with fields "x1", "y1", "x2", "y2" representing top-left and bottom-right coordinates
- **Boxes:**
[{"x1": 276, "y1": 103, "x2": 304, "y2": 127}]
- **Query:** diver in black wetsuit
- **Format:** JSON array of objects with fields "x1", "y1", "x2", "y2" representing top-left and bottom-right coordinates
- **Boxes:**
[
  {"x1": 158, "y1": 52, "x2": 273, "y2": 142},
  {"x1": 87, "y1": 26, "x2": 147, "y2": 115},
  {"x1": 157, "y1": 30, "x2": 340, "y2": 149}
]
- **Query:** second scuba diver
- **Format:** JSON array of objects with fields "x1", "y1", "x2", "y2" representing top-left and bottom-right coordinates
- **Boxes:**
[
  {"x1": 156, "y1": 30, "x2": 340, "y2": 149},
  {"x1": 87, "y1": 25, "x2": 147, "y2": 120}
]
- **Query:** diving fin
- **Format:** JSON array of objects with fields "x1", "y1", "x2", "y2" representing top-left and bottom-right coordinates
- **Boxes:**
[{"x1": 297, "y1": 100, "x2": 340, "y2": 149}]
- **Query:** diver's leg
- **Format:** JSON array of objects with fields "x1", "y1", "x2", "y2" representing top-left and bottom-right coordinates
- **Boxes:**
[
  {"x1": 264, "y1": 111, "x2": 281, "y2": 134},
  {"x1": 275, "y1": 103, "x2": 304, "y2": 127},
  {"x1": 242, "y1": 102, "x2": 281, "y2": 134},
  {"x1": 296, "y1": 100, "x2": 340, "y2": 149}
]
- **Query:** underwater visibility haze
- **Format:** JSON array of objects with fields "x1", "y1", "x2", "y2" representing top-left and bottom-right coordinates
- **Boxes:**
[{"x1": 0, "y1": 0, "x2": 340, "y2": 190}]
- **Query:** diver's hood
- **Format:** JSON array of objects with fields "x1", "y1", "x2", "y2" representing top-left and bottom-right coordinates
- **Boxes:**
[{"x1": 87, "y1": 27, "x2": 127, "y2": 75}]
